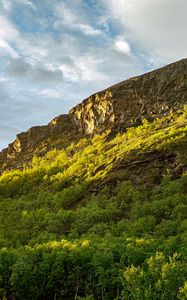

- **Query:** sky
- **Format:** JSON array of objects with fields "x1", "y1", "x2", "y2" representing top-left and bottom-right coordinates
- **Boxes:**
[{"x1": 0, "y1": 0, "x2": 187, "y2": 150}]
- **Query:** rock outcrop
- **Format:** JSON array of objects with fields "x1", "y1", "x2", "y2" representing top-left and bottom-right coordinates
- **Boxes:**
[
  {"x1": 1, "y1": 58, "x2": 187, "y2": 172},
  {"x1": 0, "y1": 115, "x2": 77, "y2": 171},
  {"x1": 69, "y1": 58, "x2": 187, "y2": 135}
]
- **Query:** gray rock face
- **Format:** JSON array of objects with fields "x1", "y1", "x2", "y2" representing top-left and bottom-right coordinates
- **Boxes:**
[
  {"x1": 0, "y1": 58, "x2": 187, "y2": 171},
  {"x1": 70, "y1": 58, "x2": 187, "y2": 135},
  {"x1": 0, "y1": 114, "x2": 76, "y2": 171}
]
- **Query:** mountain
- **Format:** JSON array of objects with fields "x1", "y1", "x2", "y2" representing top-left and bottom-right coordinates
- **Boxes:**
[
  {"x1": 0, "y1": 59, "x2": 186, "y2": 300},
  {"x1": 1, "y1": 58, "x2": 187, "y2": 172}
]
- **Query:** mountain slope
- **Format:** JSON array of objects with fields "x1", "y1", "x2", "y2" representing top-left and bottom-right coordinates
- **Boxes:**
[
  {"x1": 0, "y1": 59, "x2": 186, "y2": 300},
  {"x1": 1, "y1": 58, "x2": 187, "y2": 172}
]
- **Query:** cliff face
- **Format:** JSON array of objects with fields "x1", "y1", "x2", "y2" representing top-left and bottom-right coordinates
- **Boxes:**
[
  {"x1": 0, "y1": 115, "x2": 77, "y2": 171},
  {"x1": 1, "y1": 58, "x2": 187, "y2": 171},
  {"x1": 69, "y1": 58, "x2": 187, "y2": 135}
]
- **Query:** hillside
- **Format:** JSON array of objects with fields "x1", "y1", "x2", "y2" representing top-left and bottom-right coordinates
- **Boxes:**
[
  {"x1": 1, "y1": 58, "x2": 187, "y2": 172},
  {"x1": 0, "y1": 59, "x2": 186, "y2": 299}
]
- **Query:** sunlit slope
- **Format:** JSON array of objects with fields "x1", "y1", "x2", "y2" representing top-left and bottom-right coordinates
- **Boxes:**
[
  {"x1": 1, "y1": 57, "x2": 187, "y2": 174},
  {"x1": 0, "y1": 106, "x2": 186, "y2": 299},
  {"x1": 1, "y1": 106, "x2": 187, "y2": 197}
]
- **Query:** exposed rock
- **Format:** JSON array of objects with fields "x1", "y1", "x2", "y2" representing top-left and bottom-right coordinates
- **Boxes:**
[
  {"x1": 0, "y1": 115, "x2": 77, "y2": 171},
  {"x1": 70, "y1": 58, "x2": 187, "y2": 135},
  {"x1": 1, "y1": 58, "x2": 187, "y2": 172}
]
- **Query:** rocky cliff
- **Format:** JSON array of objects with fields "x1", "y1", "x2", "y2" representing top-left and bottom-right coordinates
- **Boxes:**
[
  {"x1": 69, "y1": 58, "x2": 187, "y2": 134},
  {"x1": 0, "y1": 115, "x2": 77, "y2": 171},
  {"x1": 1, "y1": 58, "x2": 187, "y2": 172}
]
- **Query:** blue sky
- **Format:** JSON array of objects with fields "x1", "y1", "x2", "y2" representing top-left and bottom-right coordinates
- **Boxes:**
[{"x1": 0, "y1": 0, "x2": 187, "y2": 149}]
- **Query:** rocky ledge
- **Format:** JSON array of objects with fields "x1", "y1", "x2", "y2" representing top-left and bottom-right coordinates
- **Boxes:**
[{"x1": 1, "y1": 58, "x2": 187, "y2": 171}]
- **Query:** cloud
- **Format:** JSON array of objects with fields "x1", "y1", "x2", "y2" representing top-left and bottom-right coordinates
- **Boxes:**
[
  {"x1": 5, "y1": 58, "x2": 30, "y2": 76},
  {"x1": 0, "y1": 15, "x2": 19, "y2": 40},
  {"x1": 77, "y1": 24, "x2": 101, "y2": 36},
  {"x1": 54, "y1": 1, "x2": 102, "y2": 36},
  {"x1": 0, "y1": 15, "x2": 19, "y2": 58},
  {"x1": 31, "y1": 67, "x2": 63, "y2": 83},
  {"x1": 0, "y1": 1, "x2": 136, "y2": 85},
  {"x1": 5, "y1": 58, "x2": 63, "y2": 83},
  {"x1": 103, "y1": 0, "x2": 187, "y2": 64},
  {"x1": 0, "y1": 40, "x2": 18, "y2": 58},
  {"x1": 115, "y1": 38, "x2": 131, "y2": 55}
]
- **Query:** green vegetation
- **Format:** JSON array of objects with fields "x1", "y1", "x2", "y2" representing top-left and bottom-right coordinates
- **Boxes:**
[{"x1": 0, "y1": 107, "x2": 186, "y2": 299}]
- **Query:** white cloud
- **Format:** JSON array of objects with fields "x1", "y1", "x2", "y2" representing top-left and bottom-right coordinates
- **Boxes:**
[
  {"x1": 77, "y1": 24, "x2": 101, "y2": 36},
  {"x1": 103, "y1": 0, "x2": 187, "y2": 64},
  {"x1": 75, "y1": 55, "x2": 108, "y2": 81},
  {"x1": 0, "y1": 15, "x2": 19, "y2": 58},
  {"x1": 54, "y1": 1, "x2": 102, "y2": 36},
  {"x1": 115, "y1": 39, "x2": 131, "y2": 55},
  {"x1": 0, "y1": 15, "x2": 19, "y2": 40},
  {"x1": 0, "y1": 40, "x2": 18, "y2": 57}
]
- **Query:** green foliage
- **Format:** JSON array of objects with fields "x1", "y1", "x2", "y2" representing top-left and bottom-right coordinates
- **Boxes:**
[
  {"x1": 0, "y1": 107, "x2": 186, "y2": 299},
  {"x1": 122, "y1": 252, "x2": 187, "y2": 300}
]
